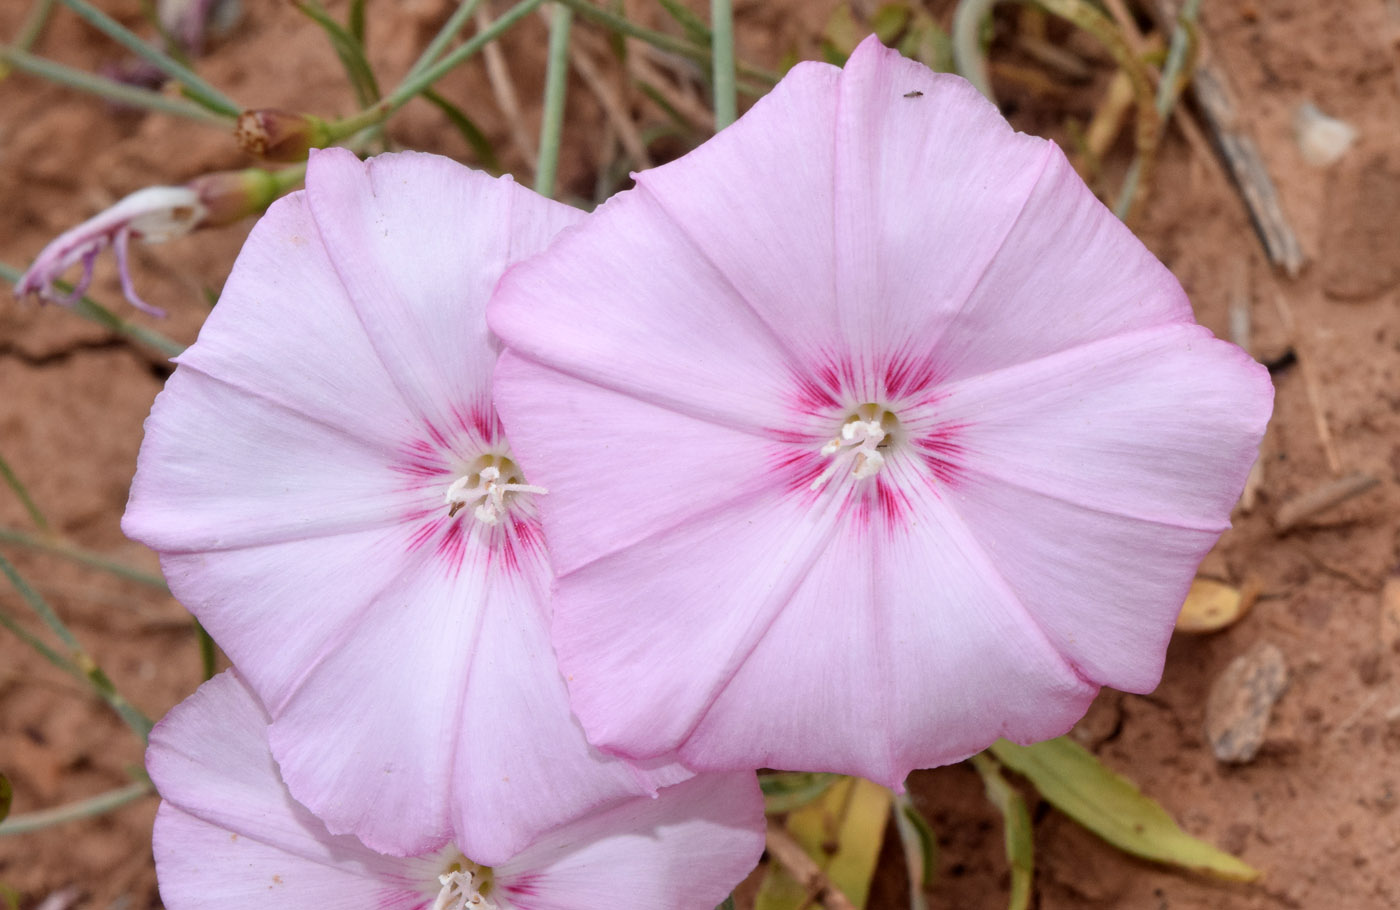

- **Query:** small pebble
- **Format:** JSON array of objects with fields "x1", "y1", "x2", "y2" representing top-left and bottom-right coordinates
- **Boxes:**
[
  {"x1": 1205, "y1": 641, "x2": 1289, "y2": 763},
  {"x1": 1294, "y1": 102, "x2": 1357, "y2": 168}
]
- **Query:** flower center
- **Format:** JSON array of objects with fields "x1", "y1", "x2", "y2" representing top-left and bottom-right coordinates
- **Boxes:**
[
  {"x1": 811, "y1": 404, "x2": 901, "y2": 491},
  {"x1": 431, "y1": 858, "x2": 498, "y2": 910},
  {"x1": 444, "y1": 454, "x2": 546, "y2": 525}
]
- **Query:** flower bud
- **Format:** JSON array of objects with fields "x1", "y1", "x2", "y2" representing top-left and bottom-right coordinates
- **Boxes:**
[
  {"x1": 235, "y1": 109, "x2": 332, "y2": 162},
  {"x1": 187, "y1": 168, "x2": 282, "y2": 227}
]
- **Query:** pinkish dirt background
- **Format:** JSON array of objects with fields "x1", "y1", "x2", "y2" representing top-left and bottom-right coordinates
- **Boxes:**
[{"x1": 1, "y1": 1, "x2": 1398, "y2": 908}]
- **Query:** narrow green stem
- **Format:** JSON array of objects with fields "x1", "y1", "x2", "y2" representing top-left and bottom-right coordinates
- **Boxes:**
[
  {"x1": 555, "y1": 0, "x2": 776, "y2": 87},
  {"x1": 57, "y1": 0, "x2": 241, "y2": 117},
  {"x1": 1156, "y1": 0, "x2": 1200, "y2": 117},
  {"x1": 0, "y1": 262, "x2": 187, "y2": 357},
  {"x1": 0, "y1": 46, "x2": 230, "y2": 124},
  {"x1": 0, "y1": 781, "x2": 153, "y2": 836},
  {"x1": 1114, "y1": 0, "x2": 1199, "y2": 219},
  {"x1": 13, "y1": 0, "x2": 58, "y2": 50},
  {"x1": 951, "y1": 0, "x2": 996, "y2": 99},
  {"x1": 0, "y1": 456, "x2": 48, "y2": 532},
  {"x1": 0, "y1": 552, "x2": 153, "y2": 740},
  {"x1": 0, "y1": 549, "x2": 80, "y2": 652},
  {"x1": 405, "y1": 0, "x2": 487, "y2": 82},
  {"x1": 535, "y1": 4, "x2": 573, "y2": 197},
  {"x1": 195, "y1": 619, "x2": 217, "y2": 680},
  {"x1": 709, "y1": 0, "x2": 736, "y2": 129},
  {"x1": 327, "y1": 0, "x2": 546, "y2": 141},
  {"x1": 0, "y1": 526, "x2": 168, "y2": 590},
  {"x1": 0, "y1": 606, "x2": 76, "y2": 678}
]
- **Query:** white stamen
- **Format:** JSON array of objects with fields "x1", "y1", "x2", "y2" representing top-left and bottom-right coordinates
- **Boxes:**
[
  {"x1": 811, "y1": 417, "x2": 888, "y2": 491},
  {"x1": 432, "y1": 869, "x2": 496, "y2": 910},
  {"x1": 445, "y1": 465, "x2": 547, "y2": 524}
]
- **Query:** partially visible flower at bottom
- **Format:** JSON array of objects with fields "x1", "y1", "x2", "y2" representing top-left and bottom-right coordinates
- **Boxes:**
[
  {"x1": 14, "y1": 168, "x2": 282, "y2": 316},
  {"x1": 148, "y1": 672, "x2": 765, "y2": 910}
]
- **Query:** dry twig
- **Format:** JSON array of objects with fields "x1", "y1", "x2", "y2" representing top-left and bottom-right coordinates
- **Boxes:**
[
  {"x1": 1272, "y1": 293, "x2": 1341, "y2": 474},
  {"x1": 1274, "y1": 473, "x2": 1379, "y2": 533},
  {"x1": 476, "y1": 5, "x2": 537, "y2": 172},
  {"x1": 764, "y1": 820, "x2": 859, "y2": 910},
  {"x1": 1146, "y1": 0, "x2": 1304, "y2": 274}
]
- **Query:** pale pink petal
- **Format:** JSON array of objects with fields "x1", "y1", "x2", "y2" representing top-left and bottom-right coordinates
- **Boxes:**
[
  {"x1": 928, "y1": 149, "x2": 1193, "y2": 384},
  {"x1": 268, "y1": 557, "x2": 490, "y2": 857},
  {"x1": 124, "y1": 366, "x2": 430, "y2": 553},
  {"x1": 549, "y1": 491, "x2": 836, "y2": 760},
  {"x1": 495, "y1": 773, "x2": 765, "y2": 910},
  {"x1": 489, "y1": 184, "x2": 799, "y2": 434},
  {"x1": 921, "y1": 324, "x2": 1273, "y2": 690},
  {"x1": 451, "y1": 569, "x2": 691, "y2": 866},
  {"x1": 665, "y1": 463, "x2": 1095, "y2": 784},
  {"x1": 828, "y1": 38, "x2": 1049, "y2": 359},
  {"x1": 305, "y1": 148, "x2": 581, "y2": 431},
  {"x1": 147, "y1": 672, "x2": 417, "y2": 883},
  {"x1": 157, "y1": 525, "x2": 419, "y2": 715},
  {"x1": 167, "y1": 191, "x2": 416, "y2": 443},
  {"x1": 492, "y1": 352, "x2": 779, "y2": 575},
  {"x1": 155, "y1": 806, "x2": 428, "y2": 910}
]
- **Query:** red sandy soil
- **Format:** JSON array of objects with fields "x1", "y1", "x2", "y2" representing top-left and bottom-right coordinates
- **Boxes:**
[{"x1": 1, "y1": 1, "x2": 1397, "y2": 908}]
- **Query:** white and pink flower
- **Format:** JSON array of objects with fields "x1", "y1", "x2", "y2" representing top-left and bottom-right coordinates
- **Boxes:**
[
  {"x1": 148, "y1": 672, "x2": 764, "y2": 910},
  {"x1": 123, "y1": 148, "x2": 688, "y2": 862},
  {"x1": 488, "y1": 37, "x2": 1274, "y2": 784}
]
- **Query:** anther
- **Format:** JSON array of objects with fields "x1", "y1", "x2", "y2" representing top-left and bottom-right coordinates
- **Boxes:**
[
  {"x1": 810, "y1": 417, "x2": 890, "y2": 490},
  {"x1": 444, "y1": 465, "x2": 547, "y2": 524}
]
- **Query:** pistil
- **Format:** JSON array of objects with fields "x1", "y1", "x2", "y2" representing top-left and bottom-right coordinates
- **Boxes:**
[{"x1": 444, "y1": 460, "x2": 547, "y2": 524}]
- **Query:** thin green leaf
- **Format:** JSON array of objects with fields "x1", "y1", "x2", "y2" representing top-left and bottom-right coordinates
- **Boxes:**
[
  {"x1": 755, "y1": 776, "x2": 890, "y2": 910},
  {"x1": 759, "y1": 771, "x2": 841, "y2": 814},
  {"x1": 0, "y1": 46, "x2": 230, "y2": 124},
  {"x1": 970, "y1": 753, "x2": 1034, "y2": 910},
  {"x1": 421, "y1": 89, "x2": 500, "y2": 171},
  {"x1": 655, "y1": 0, "x2": 711, "y2": 45},
  {"x1": 0, "y1": 526, "x2": 168, "y2": 590},
  {"x1": 0, "y1": 780, "x2": 152, "y2": 835},
  {"x1": 708, "y1": 0, "x2": 735, "y2": 129},
  {"x1": 405, "y1": 0, "x2": 486, "y2": 82},
  {"x1": 891, "y1": 789, "x2": 937, "y2": 910},
  {"x1": 713, "y1": 897, "x2": 735, "y2": 910},
  {"x1": 348, "y1": 0, "x2": 367, "y2": 45},
  {"x1": 0, "y1": 262, "x2": 187, "y2": 357},
  {"x1": 57, "y1": 0, "x2": 241, "y2": 116},
  {"x1": 0, "y1": 773, "x2": 11, "y2": 825},
  {"x1": 294, "y1": 0, "x2": 381, "y2": 107},
  {"x1": 535, "y1": 3, "x2": 574, "y2": 198},
  {"x1": 0, "y1": 453, "x2": 48, "y2": 532},
  {"x1": 990, "y1": 738, "x2": 1259, "y2": 881},
  {"x1": 870, "y1": 2, "x2": 911, "y2": 43},
  {"x1": 195, "y1": 618, "x2": 217, "y2": 681},
  {"x1": 0, "y1": 605, "x2": 78, "y2": 677},
  {"x1": 0, "y1": 552, "x2": 153, "y2": 740},
  {"x1": 14, "y1": 0, "x2": 59, "y2": 51}
]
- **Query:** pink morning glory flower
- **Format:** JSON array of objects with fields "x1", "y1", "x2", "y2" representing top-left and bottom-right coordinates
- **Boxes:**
[
  {"x1": 123, "y1": 148, "x2": 688, "y2": 862},
  {"x1": 148, "y1": 672, "x2": 764, "y2": 910},
  {"x1": 487, "y1": 36, "x2": 1274, "y2": 785}
]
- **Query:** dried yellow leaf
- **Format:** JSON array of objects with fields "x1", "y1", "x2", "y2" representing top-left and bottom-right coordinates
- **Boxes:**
[{"x1": 1176, "y1": 578, "x2": 1246, "y2": 633}]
